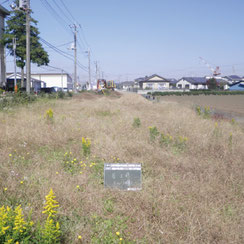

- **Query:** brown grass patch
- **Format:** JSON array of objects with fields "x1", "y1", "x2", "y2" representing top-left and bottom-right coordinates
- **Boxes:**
[{"x1": 1, "y1": 92, "x2": 244, "y2": 243}]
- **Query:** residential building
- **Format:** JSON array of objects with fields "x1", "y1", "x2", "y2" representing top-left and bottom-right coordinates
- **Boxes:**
[
  {"x1": 137, "y1": 74, "x2": 170, "y2": 90},
  {"x1": 223, "y1": 75, "x2": 241, "y2": 84},
  {"x1": 6, "y1": 73, "x2": 45, "y2": 92},
  {"x1": 176, "y1": 77, "x2": 208, "y2": 90},
  {"x1": 0, "y1": 5, "x2": 9, "y2": 87},
  {"x1": 118, "y1": 81, "x2": 134, "y2": 91},
  {"x1": 229, "y1": 81, "x2": 244, "y2": 91},
  {"x1": 31, "y1": 73, "x2": 73, "y2": 90},
  {"x1": 168, "y1": 78, "x2": 178, "y2": 88}
]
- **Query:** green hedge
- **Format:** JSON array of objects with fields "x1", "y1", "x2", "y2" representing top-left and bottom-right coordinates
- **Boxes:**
[{"x1": 149, "y1": 90, "x2": 244, "y2": 96}]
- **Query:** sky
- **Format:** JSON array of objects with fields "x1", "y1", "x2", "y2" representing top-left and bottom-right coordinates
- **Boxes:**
[{"x1": 2, "y1": 0, "x2": 244, "y2": 82}]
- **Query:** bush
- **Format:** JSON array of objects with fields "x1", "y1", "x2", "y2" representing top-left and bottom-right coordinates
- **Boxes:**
[
  {"x1": 57, "y1": 91, "x2": 65, "y2": 99},
  {"x1": 133, "y1": 117, "x2": 141, "y2": 128},
  {"x1": 67, "y1": 91, "x2": 73, "y2": 97}
]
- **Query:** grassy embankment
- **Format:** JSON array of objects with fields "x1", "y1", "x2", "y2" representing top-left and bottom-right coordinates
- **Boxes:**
[{"x1": 1, "y1": 92, "x2": 244, "y2": 243}]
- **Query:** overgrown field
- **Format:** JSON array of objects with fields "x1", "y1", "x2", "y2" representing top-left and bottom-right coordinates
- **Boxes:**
[{"x1": 1, "y1": 92, "x2": 244, "y2": 243}]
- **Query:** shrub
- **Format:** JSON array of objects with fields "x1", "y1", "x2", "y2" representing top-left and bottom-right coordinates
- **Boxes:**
[
  {"x1": 133, "y1": 117, "x2": 141, "y2": 128},
  {"x1": 160, "y1": 133, "x2": 173, "y2": 147},
  {"x1": 149, "y1": 126, "x2": 159, "y2": 141},
  {"x1": 57, "y1": 91, "x2": 65, "y2": 99},
  {"x1": 67, "y1": 91, "x2": 73, "y2": 97}
]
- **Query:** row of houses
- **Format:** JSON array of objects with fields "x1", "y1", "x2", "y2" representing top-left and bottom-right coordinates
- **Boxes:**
[{"x1": 119, "y1": 74, "x2": 244, "y2": 91}]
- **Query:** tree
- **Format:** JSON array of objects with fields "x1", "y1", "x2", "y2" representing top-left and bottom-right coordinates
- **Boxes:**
[
  {"x1": 206, "y1": 78, "x2": 218, "y2": 90},
  {"x1": 2, "y1": 1, "x2": 49, "y2": 87}
]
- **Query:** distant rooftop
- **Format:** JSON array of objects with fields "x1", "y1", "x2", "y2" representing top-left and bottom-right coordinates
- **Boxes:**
[{"x1": 181, "y1": 77, "x2": 207, "y2": 84}]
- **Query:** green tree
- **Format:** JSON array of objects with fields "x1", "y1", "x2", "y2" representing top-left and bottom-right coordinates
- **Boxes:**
[
  {"x1": 206, "y1": 78, "x2": 218, "y2": 90},
  {"x1": 2, "y1": 1, "x2": 49, "y2": 87}
]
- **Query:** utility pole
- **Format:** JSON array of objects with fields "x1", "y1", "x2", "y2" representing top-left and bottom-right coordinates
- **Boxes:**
[
  {"x1": 70, "y1": 24, "x2": 77, "y2": 92},
  {"x1": 88, "y1": 48, "x2": 91, "y2": 89},
  {"x1": 26, "y1": 0, "x2": 31, "y2": 94},
  {"x1": 95, "y1": 61, "x2": 98, "y2": 82},
  {"x1": 13, "y1": 37, "x2": 17, "y2": 93}
]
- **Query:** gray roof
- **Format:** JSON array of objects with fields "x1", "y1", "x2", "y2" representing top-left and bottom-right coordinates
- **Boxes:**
[
  {"x1": 168, "y1": 78, "x2": 178, "y2": 84},
  {"x1": 224, "y1": 75, "x2": 241, "y2": 81},
  {"x1": 135, "y1": 74, "x2": 169, "y2": 83},
  {"x1": 180, "y1": 77, "x2": 207, "y2": 84}
]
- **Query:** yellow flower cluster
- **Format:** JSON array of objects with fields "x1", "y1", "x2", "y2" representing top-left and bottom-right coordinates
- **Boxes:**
[
  {"x1": 0, "y1": 205, "x2": 33, "y2": 242},
  {"x1": 42, "y1": 189, "x2": 60, "y2": 218},
  {"x1": 82, "y1": 137, "x2": 91, "y2": 156},
  {"x1": 42, "y1": 189, "x2": 61, "y2": 242},
  {"x1": 45, "y1": 108, "x2": 54, "y2": 120}
]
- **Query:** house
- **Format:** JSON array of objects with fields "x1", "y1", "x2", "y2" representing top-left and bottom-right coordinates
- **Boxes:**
[
  {"x1": 223, "y1": 75, "x2": 242, "y2": 85},
  {"x1": 31, "y1": 73, "x2": 73, "y2": 90},
  {"x1": 229, "y1": 81, "x2": 244, "y2": 91},
  {"x1": 0, "y1": 5, "x2": 10, "y2": 87},
  {"x1": 168, "y1": 78, "x2": 178, "y2": 88},
  {"x1": 6, "y1": 73, "x2": 45, "y2": 92},
  {"x1": 176, "y1": 77, "x2": 208, "y2": 90},
  {"x1": 137, "y1": 74, "x2": 170, "y2": 90},
  {"x1": 118, "y1": 81, "x2": 134, "y2": 91}
]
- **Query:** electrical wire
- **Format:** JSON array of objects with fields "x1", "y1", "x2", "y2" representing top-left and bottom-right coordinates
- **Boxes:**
[
  {"x1": 58, "y1": 0, "x2": 90, "y2": 50},
  {"x1": 39, "y1": 0, "x2": 72, "y2": 35},
  {"x1": 40, "y1": 37, "x2": 88, "y2": 72},
  {"x1": 58, "y1": 0, "x2": 77, "y2": 23}
]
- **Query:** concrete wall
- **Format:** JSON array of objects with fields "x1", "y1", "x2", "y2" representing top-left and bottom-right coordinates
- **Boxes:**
[{"x1": 142, "y1": 82, "x2": 169, "y2": 90}]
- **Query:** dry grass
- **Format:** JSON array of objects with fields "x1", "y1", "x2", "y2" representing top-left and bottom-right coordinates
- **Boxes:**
[{"x1": 1, "y1": 92, "x2": 244, "y2": 243}]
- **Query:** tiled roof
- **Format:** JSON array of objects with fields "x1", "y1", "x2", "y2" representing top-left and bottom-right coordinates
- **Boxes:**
[{"x1": 180, "y1": 77, "x2": 207, "y2": 84}]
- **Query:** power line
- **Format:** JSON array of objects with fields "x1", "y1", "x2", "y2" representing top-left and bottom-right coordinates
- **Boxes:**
[
  {"x1": 51, "y1": 0, "x2": 73, "y2": 24},
  {"x1": 59, "y1": 0, "x2": 77, "y2": 23},
  {"x1": 40, "y1": 37, "x2": 88, "y2": 72},
  {"x1": 58, "y1": 0, "x2": 90, "y2": 50},
  {"x1": 39, "y1": 0, "x2": 72, "y2": 34}
]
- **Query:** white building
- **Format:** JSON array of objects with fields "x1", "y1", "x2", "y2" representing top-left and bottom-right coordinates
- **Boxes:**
[
  {"x1": 176, "y1": 77, "x2": 208, "y2": 90},
  {"x1": 6, "y1": 73, "x2": 45, "y2": 92},
  {"x1": 31, "y1": 73, "x2": 73, "y2": 90},
  {"x1": 137, "y1": 74, "x2": 170, "y2": 90}
]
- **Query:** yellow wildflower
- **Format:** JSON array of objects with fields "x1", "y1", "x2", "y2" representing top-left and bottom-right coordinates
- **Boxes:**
[
  {"x1": 78, "y1": 235, "x2": 82, "y2": 239},
  {"x1": 13, "y1": 205, "x2": 27, "y2": 234},
  {"x1": 9, "y1": 154, "x2": 12, "y2": 157},
  {"x1": 120, "y1": 238, "x2": 123, "y2": 241},
  {"x1": 56, "y1": 172, "x2": 59, "y2": 175},
  {"x1": 42, "y1": 189, "x2": 59, "y2": 218},
  {"x1": 4, "y1": 187, "x2": 7, "y2": 191},
  {"x1": 76, "y1": 185, "x2": 80, "y2": 189},
  {"x1": 20, "y1": 181, "x2": 23, "y2": 184},
  {"x1": 116, "y1": 231, "x2": 120, "y2": 236}
]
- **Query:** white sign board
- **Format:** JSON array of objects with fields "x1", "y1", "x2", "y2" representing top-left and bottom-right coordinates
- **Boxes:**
[{"x1": 104, "y1": 163, "x2": 142, "y2": 191}]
